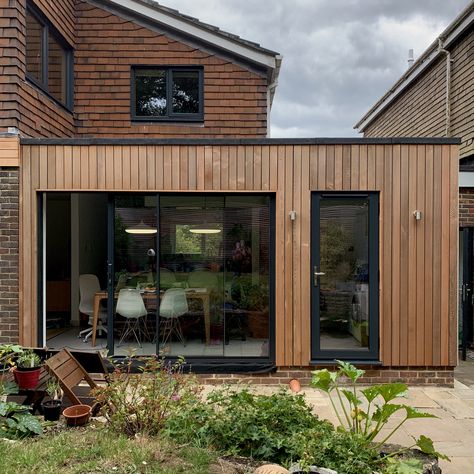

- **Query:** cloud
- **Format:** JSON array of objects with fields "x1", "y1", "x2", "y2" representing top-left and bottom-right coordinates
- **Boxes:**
[{"x1": 168, "y1": 0, "x2": 471, "y2": 137}]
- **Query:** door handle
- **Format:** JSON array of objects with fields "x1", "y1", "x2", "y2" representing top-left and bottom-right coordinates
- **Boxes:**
[{"x1": 313, "y1": 267, "x2": 326, "y2": 286}]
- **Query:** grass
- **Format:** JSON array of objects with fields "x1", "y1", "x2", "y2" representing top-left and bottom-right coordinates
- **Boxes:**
[{"x1": 0, "y1": 427, "x2": 216, "y2": 474}]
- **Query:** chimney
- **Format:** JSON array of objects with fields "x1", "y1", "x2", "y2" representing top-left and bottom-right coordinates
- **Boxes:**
[{"x1": 408, "y1": 49, "x2": 414, "y2": 68}]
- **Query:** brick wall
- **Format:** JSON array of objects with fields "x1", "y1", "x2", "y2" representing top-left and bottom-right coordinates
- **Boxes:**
[
  {"x1": 197, "y1": 366, "x2": 455, "y2": 387},
  {"x1": 0, "y1": 168, "x2": 19, "y2": 343},
  {"x1": 460, "y1": 188, "x2": 474, "y2": 227}
]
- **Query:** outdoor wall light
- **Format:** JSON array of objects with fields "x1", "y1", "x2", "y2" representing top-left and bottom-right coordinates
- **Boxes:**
[
  {"x1": 413, "y1": 210, "x2": 422, "y2": 221},
  {"x1": 125, "y1": 220, "x2": 157, "y2": 234}
]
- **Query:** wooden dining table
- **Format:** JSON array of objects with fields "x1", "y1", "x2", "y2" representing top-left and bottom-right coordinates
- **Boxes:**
[{"x1": 91, "y1": 288, "x2": 211, "y2": 347}]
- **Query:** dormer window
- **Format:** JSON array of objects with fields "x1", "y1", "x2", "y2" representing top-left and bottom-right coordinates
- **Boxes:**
[
  {"x1": 132, "y1": 66, "x2": 203, "y2": 122},
  {"x1": 25, "y1": 3, "x2": 73, "y2": 110}
]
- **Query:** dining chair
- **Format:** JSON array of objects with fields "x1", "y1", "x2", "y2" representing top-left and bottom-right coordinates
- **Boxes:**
[
  {"x1": 78, "y1": 274, "x2": 107, "y2": 343},
  {"x1": 159, "y1": 288, "x2": 188, "y2": 346},
  {"x1": 116, "y1": 288, "x2": 147, "y2": 347}
]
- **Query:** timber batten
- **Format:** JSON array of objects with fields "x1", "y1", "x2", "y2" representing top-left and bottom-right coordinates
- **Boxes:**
[{"x1": 19, "y1": 141, "x2": 459, "y2": 368}]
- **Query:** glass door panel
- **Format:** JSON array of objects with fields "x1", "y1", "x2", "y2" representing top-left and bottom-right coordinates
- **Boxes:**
[
  {"x1": 159, "y1": 195, "x2": 271, "y2": 358},
  {"x1": 113, "y1": 195, "x2": 158, "y2": 355},
  {"x1": 311, "y1": 193, "x2": 379, "y2": 360}
]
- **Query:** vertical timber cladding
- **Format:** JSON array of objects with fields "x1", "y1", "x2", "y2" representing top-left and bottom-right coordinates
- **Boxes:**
[{"x1": 19, "y1": 141, "x2": 458, "y2": 367}]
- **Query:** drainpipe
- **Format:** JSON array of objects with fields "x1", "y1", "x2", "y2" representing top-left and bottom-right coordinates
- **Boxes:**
[
  {"x1": 266, "y1": 79, "x2": 278, "y2": 138},
  {"x1": 437, "y1": 38, "x2": 453, "y2": 137}
]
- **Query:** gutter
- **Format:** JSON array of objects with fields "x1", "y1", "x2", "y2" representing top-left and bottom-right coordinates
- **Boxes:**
[{"x1": 437, "y1": 38, "x2": 453, "y2": 137}]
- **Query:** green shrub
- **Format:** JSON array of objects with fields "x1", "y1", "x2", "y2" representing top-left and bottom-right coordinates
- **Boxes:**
[
  {"x1": 0, "y1": 401, "x2": 42, "y2": 439},
  {"x1": 93, "y1": 356, "x2": 200, "y2": 437},
  {"x1": 165, "y1": 386, "x2": 381, "y2": 471}
]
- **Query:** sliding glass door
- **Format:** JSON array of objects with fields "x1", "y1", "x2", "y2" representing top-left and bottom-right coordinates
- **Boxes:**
[{"x1": 43, "y1": 192, "x2": 274, "y2": 364}]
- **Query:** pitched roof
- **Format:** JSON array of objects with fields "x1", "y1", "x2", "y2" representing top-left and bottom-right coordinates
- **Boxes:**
[
  {"x1": 354, "y1": 1, "x2": 474, "y2": 132},
  {"x1": 93, "y1": 0, "x2": 282, "y2": 96}
]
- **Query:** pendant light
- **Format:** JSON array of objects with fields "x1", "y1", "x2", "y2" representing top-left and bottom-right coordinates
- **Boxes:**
[
  {"x1": 189, "y1": 197, "x2": 222, "y2": 234},
  {"x1": 125, "y1": 220, "x2": 157, "y2": 235}
]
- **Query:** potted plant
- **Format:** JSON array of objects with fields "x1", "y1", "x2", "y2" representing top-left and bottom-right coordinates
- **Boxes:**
[
  {"x1": 41, "y1": 377, "x2": 63, "y2": 421},
  {"x1": 0, "y1": 344, "x2": 23, "y2": 401},
  {"x1": 13, "y1": 349, "x2": 42, "y2": 390}
]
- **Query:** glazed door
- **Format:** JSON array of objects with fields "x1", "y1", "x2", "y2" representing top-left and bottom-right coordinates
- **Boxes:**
[{"x1": 311, "y1": 193, "x2": 379, "y2": 361}]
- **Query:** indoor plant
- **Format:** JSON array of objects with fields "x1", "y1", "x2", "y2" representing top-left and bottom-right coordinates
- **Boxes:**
[
  {"x1": 13, "y1": 349, "x2": 42, "y2": 390},
  {"x1": 41, "y1": 377, "x2": 63, "y2": 421}
]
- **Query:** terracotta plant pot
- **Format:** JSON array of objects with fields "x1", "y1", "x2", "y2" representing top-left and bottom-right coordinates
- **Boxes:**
[
  {"x1": 13, "y1": 367, "x2": 41, "y2": 390},
  {"x1": 42, "y1": 399, "x2": 62, "y2": 421},
  {"x1": 63, "y1": 404, "x2": 91, "y2": 427},
  {"x1": 289, "y1": 378, "x2": 301, "y2": 393}
]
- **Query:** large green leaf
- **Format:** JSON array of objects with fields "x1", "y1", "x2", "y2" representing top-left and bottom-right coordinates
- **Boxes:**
[
  {"x1": 361, "y1": 386, "x2": 380, "y2": 403},
  {"x1": 310, "y1": 369, "x2": 337, "y2": 392},
  {"x1": 336, "y1": 360, "x2": 365, "y2": 382},
  {"x1": 341, "y1": 389, "x2": 361, "y2": 406},
  {"x1": 13, "y1": 413, "x2": 42, "y2": 435},
  {"x1": 376, "y1": 383, "x2": 408, "y2": 403},
  {"x1": 372, "y1": 403, "x2": 405, "y2": 423},
  {"x1": 404, "y1": 406, "x2": 437, "y2": 420},
  {"x1": 0, "y1": 380, "x2": 19, "y2": 396},
  {"x1": 415, "y1": 435, "x2": 451, "y2": 461}
]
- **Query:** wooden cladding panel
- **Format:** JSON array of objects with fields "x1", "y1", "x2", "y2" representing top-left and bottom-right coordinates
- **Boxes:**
[
  {"x1": 0, "y1": 138, "x2": 20, "y2": 166},
  {"x1": 20, "y1": 143, "x2": 458, "y2": 367}
]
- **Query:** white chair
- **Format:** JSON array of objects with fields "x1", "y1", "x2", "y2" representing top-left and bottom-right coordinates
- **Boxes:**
[
  {"x1": 159, "y1": 288, "x2": 188, "y2": 346},
  {"x1": 116, "y1": 288, "x2": 147, "y2": 347},
  {"x1": 78, "y1": 274, "x2": 107, "y2": 343}
]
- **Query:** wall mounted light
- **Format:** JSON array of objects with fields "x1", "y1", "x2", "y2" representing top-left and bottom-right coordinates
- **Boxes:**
[{"x1": 413, "y1": 210, "x2": 422, "y2": 221}]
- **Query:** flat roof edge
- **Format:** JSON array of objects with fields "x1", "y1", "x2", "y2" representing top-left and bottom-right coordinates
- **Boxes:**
[{"x1": 20, "y1": 137, "x2": 461, "y2": 146}]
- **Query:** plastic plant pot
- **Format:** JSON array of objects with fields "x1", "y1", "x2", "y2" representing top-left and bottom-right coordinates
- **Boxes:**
[
  {"x1": 13, "y1": 367, "x2": 41, "y2": 390},
  {"x1": 42, "y1": 399, "x2": 63, "y2": 421}
]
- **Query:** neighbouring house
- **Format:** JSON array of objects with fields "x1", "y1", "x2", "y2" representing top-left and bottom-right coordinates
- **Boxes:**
[
  {"x1": 0, "y1": 0, "x2": 459, "y2": 385},
  {"x1": 355, "y1": 1, "x2": 473, "y2": 360}
]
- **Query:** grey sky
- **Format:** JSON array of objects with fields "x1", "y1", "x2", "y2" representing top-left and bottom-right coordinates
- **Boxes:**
[{"x1": 169, "y1": 0, "x2": 471, "y2": 137}]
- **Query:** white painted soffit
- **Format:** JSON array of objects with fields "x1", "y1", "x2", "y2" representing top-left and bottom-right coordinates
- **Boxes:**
[
  {"x1": 460, "y1": 171, "x2": 474, "y2": 187},
  {"x1": 354, "y1": 4, "x2": 474, "y2": 132},
  {"x1": 105, "y1": 0, "x2": 279, "y2": 71}
]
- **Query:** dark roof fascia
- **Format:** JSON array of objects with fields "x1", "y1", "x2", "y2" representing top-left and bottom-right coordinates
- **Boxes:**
[
  {"x1": 89, "y1": 0, "x2": 277, "y2": 79},
  {"x1": 20, "y1": 137, "x2": 461, "y2": 146}
]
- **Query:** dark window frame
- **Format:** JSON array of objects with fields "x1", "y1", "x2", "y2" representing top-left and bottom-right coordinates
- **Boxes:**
[
  {"x1": 131, "y1": 66, "x2": 204, "y2": 122},
  {"x1": 310, "y1": 192, "x2": 380, "y2": 363},
  {"x1": 25, "y1": 2, "x2": 74, "y2": 111}
]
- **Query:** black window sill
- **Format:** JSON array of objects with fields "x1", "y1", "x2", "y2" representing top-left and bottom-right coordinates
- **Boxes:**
[
  {"x1": 25, "y1": 76, "x2": 73, "y2": 115},
  {"x1": 310, "y1": 359, "x2": 382, "y2": 366},
  {"x1": 131, "y1": 118, "x2": 204, "y2": 125}
]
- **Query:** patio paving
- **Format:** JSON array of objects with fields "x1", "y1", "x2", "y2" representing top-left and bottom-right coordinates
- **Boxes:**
[{"x1": 238, "y1": 363, "x2": 474, "y2": 474}]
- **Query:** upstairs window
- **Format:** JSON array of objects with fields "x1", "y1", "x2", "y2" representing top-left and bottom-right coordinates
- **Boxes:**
[
  {"x1": 25, "y1": 5, "x2": 73, "y2": 110},
  {"x1": 132, "y1": 67, "x2": 203, "y2": 121}
]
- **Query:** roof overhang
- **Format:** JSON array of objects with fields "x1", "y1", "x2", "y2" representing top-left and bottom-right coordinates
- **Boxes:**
[
  {"x1": 89, "y1": 0, "x2": 281, "y2": 89},
  {"x1": 354, "y1": 3, "x2": 474, "y2": 132}
]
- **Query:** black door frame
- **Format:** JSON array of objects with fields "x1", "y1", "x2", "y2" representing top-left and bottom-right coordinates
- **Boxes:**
[
  {"x1": 310, "y1": 192, "x2": 380, "y2": 362},
  {"x1": 460, "y1": 227, "x2": 473, "y2": 361},
  {"x1": 39, "y1": 191, "x2": 276, "y2": 371}
]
